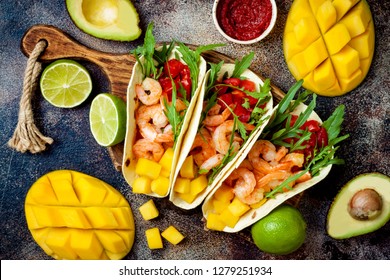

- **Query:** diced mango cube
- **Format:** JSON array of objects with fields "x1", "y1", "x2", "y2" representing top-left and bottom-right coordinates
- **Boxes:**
[
  {"x1": 151, "y1": 176, "x2": 170, "y2": 196},
  {"x1": 95, "y1": 230, "x2": 128, "y2": 254},
  {"x1": 145, "y1": 227, "x2": 163, "y2": 249},
  {"x1": 70, "y1": 230, "x2": 103, "y2": 260},
  {"x1": 83, "y1": 207, "x2": 118, "y2": 228},
  {"x1": 158, "y1": 148, "x2": 174, "y2": 172},
  {"x1": 212, "y1": 198, "x2": 230, "y2": 214},
  {"x1": 179, "y1": 155, "x2": 197, "y2": 179},
  {"x1": 283, "y1": 32, "x2": 302, "y2": 61},
  {"x1": 313, "y1": 58, "x2": 337, "y2": 90},
  {"x1": 132, "y1": 176, "x2": 152, "y2": 194},
  {"x1": 214, "y1": 184, "x2": 234, "y2": 202},
  {"x1": 349, "y1": 28, "x2": 373, "y2": 59},
  {"x1": 161, "y1": 226, "x2": 185, "y2": 245},
  {"x1": 58, "y1": 207, "x2": 91, "y2": 228},
  {"x1": 303, "y1": 38, "x2": 328, "y2": 72},
  {"x1": 160, "y1": 168, "x2": 170, "y2": 178},
  {"x1": 324, "y1": 23, "x2": 351, "y2": 55},
  {"x1": 174, "y1": 178, "x2": 191, "y2": 194},
  {"x1": 51, "y1": 179, "x2": 80, "y2": 205},
  {"x1": 332, "y1": 0, "x2": 360, "y2": 21},
  {"x1": 228, "y1": 197, "x2": 251, "y2": 217},
  {"x1": 293, "y1": 17, "x2": 320, "y2": 47},
  {"x1": 45, "y1": 228, "x2": 78, "y2": 260},
  {"x1": 206, "y1": 213, "x2": 226, "y2": 231},
  {"x1": 339, "y1": 68, "x2": 363, "y2": 92},
  {"x1": 309, "y1": 0, "x2": 327, "y2": 15},
  {"x1": 331, "y1": 45, "x2": 360, "y2": 78},
  {"x1": 316, "y1": 0, "x2": 337, "y2": 33},
  {"x1": 139, "y1": 199, "x2": 159, "y2": 220},
  {"x1": 190, "y1": 175, "x2": 208, "y2": 196},
  {"x1": 288, "y1": 51, "x2": 310, "y2": 78},
  {"x1": 177, "y1": 192, "x2": 197, "y2": 204},
  {"x1": 219, "y1": 208, "x2": 240, "y2": 228},
  {"x1": 340, "y1": 1, "x2": 371, "y2": 38},
  {"x1": 135, "y1": 158, "x2": 161, "y2": 180}
]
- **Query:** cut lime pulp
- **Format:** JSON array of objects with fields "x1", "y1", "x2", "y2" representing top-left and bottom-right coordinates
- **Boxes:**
[
  {"x1": 89, "y1": 93, "x2": 126, "y2": 147},
  {"x1": 40, "y1": 59, "x2": 93, "y2": 108}
]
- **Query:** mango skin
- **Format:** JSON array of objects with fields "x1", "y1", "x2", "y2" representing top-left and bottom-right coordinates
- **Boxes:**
[
  {"x1": 24, "y1": 170, "x2": 135, "y2": 260},
  {"x1": 283, "y1": 0, "x2": 375, "y2": 96}
]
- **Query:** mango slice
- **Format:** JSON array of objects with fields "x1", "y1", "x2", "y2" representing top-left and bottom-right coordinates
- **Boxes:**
[
  {"x1": 283, "y1": 0, "x2": 375, "y2": 96},
  {"x1": 25, "y1": 170, "x2": 135, "y2": 260}
]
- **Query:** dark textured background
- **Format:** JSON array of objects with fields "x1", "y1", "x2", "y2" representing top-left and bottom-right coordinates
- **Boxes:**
[{"x1": 0, "y1": 0, "x2": 389, "y2": 260}]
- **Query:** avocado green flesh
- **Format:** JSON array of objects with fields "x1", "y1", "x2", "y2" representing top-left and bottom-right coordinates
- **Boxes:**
[
  {"x1": 327, "y1": 173, "x2": 390, "y2": 239},
  {"x1": 66, "y1": 0, "x2": 141, "y2": 41}
]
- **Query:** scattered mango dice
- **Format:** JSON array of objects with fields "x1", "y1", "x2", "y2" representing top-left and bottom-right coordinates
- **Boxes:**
[
  {"x1": 161, "y1": 226, "x2": 185, "y2": 245},
  {"x1": 24, "y1": 170, "x2": 135, "y2": 260},
  {"x1": 135, "y1": 158, "x2": 161, "y2": 180},
  {"x1": 284, "y1": 0, "x2": 375, "y2": 96},
  {"x1": 139, "y1": 199, "x2": 159, "y2": 220},
  {"x1": 145, "y1": 227, "x2": 163, "y2": 249},
  {"x1": 151, "y1": 176, "x2": 170, "y2": 196}
]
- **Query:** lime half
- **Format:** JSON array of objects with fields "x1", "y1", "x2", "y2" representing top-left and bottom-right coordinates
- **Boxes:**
[
  {"x1": 89, "y1": 93, "x2": 126, "y2": 147},
  {"x1": 40, "y1": 59, "x2": 92, "y2": 108}
]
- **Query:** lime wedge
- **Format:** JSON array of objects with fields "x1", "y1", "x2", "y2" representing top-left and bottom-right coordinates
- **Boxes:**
[
  {"x1": 89, "y1": 93, "x2": 126, "y2": 147},
  {"x1": 40, "y1": 59, "x2": 93, "y2": 108}
]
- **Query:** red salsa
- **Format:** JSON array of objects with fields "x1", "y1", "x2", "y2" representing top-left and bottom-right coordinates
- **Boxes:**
[{"x1": 217, "y1": 0, "x2": 273, "y2": 41}]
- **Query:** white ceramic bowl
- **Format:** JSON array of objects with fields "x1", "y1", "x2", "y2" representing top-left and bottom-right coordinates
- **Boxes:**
[{"x1": 212, "y1": 0, "x2": 277, "y2": 45}]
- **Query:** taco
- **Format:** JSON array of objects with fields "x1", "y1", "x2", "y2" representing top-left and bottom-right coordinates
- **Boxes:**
[
  {"x1": 202, "y1": 80, "x2": 349, "y2": 232},
  {"x1": 169, "y1": 52, "x2": 274, "y2": 209},
  {"x1": 122, "y1": 23, "x2": 220, "y2": 198}
]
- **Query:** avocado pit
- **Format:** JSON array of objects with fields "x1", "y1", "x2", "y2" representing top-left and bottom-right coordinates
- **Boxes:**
[
  {"x1": 82, "y1": 0, "x2": 118, "y2": 27},
  {"x1": 348, "y1": 188, "x2": 383, "y2": 221}
]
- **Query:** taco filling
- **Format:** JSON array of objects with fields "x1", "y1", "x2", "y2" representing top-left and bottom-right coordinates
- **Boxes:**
[
  {"x1": 170, "y1": 52, "x2": 273, "y2": 208},
  {"x1": 123, "y1": 23, "x2": 220, "y2": 197},
  {"x1": 203, "y1": 80, "x2": 349, "y2": 232}
]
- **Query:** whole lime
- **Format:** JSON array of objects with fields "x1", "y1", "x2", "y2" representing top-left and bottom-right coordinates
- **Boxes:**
[{"x1": 251, "y1": 204, "x2": 307, "y2": 255}]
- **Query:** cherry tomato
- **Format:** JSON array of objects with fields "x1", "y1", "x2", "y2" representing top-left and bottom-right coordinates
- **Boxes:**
[
  {"x1": 240, "y1": 79, "x2": 256, "y2": 92},
  {"x1": 218, "y1": 93, "x2": 234, "y2": 109},
  {"x1": 300, "y1": 120, "x2": 320, "y2": 132},
  {"x1": 215, "y1": 82, "x2": 228, "y2": 95},
  {"x1": 164, "y1": 59, "x2": 184, "y2": 79},
  {"x1": 179, "y1": 65, "x2": 192, "y2": 99},
  {"x1": 223, "y1": 77, "x2": 241, "y2": 87},
  {"x1": 317, "y1": 127, "x2": 328, "y2": 147},
  {"x1": 233, "y1": 103, "x2": 251, "y2": 123}
]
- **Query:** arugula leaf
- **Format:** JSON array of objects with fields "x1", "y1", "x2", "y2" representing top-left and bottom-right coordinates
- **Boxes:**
[
  {"x1": 231, "y1": 52, "x2": 255, "y2": 78},
  {"x1": 154, "y1": 41, "x2": 175, "y2": 65},
  {"x1": 163, "y1": 83, "x2": 184, "y2": 146},
  {"x1": 322, "y1": 104, "x2": 346, "y2": 144},
  {"x1": 206, "y1": 61, "x2": 224, "y2": 93}
]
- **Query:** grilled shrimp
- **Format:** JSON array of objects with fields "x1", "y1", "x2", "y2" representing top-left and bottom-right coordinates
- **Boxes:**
[
  {"x1": 191, "y1": 128, "x2": 216, "y2": 167},
  {"x1": 229, "y1": 167, "x2": 257, "y2": 204},
  {"x1": 199, "y1": 154, "x2": 224, "y2": 172},
  {"x1": 133, "y1": 138, "x2": 164, "y2": 162},
  {"x1": 135, "y1": 77, "x2": 162, "y2": 105},
  {"x1": 203, "y1": 105, "x2": 231, "y2": 127},
  {"x1": 136, "y1": 104, "x2": 170, "y2": 142},
  {"x1": 212, "y1": 120, "x2": 254, "y2": 155}
]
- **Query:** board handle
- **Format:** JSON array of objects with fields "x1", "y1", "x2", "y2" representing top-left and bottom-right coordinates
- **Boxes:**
[{"x1": 20, "y1": 24, "x2": 136, "y2": 100}]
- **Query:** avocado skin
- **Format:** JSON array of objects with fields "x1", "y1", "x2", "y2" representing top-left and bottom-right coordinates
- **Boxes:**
[
  {"x1": 66, "y1": 0, "x2": 142, "y2": 42},
  {"x1": 327, "y1": 172, "x2": 390, "y2": 239}
]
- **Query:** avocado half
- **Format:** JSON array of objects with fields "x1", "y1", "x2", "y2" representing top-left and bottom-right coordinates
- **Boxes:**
[
  {"x1": 327, "y1": 173, "x2": 390, "y2": 239},
  {"x1": 66, "y1": 0, "x2": 142, "y2": 41}
]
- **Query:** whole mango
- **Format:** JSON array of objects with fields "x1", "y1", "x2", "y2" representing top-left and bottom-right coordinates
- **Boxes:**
[
  {"x1": 283, "y1": 0, "x2": 375, "y2": 96},
  {"x1": 24, "y1": 170, "x2": 135, "y2": 260}
]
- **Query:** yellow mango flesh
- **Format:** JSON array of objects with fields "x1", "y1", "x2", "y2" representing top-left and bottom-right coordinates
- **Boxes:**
[
  {"x1": 161, "y1": 226, "x2": 185, "y2": 245},
  {"x1": 151, "y1": 176, "x2": 170, "y2": 196},
  {"x1": 24, "y1": 170, "x2": 135, "y2": 260},
  {"x1": 158, "y1": 148, "x2": 174, "y2": 172},
  {"x1": 135, "y1": 158, "x2": 161, "y2": 180},
  {"x1": 284, "y1": 0, "x2": 374, "y2": 96},
  {"x1": 179, "y1": 155, "x2": 197, "y2": 179},
  {"x1": 139, "y1": 199, "x2": 159, "y2": 220},
  {"x1": 145, "y1": 227, "x2": 163, "y2": 249}
]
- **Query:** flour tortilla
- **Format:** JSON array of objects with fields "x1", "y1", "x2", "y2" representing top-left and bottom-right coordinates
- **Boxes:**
[
  {"x1": 202, "y1": 103, "x2": 332, "y2": 232},
  {"x1": 122, "y1": 46, "x2": 207, "y2": 198},
  {"x1": 169, "y1": 64, "x2": 274, "y2": 209}
]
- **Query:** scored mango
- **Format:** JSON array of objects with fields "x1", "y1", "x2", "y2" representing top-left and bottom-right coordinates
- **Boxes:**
[
  {"x1": 283, "y1": 0, "x2": 374, "y2": 96},
  {"x1": 24, "y1": 170, "x2": 135, "y2": 260}
]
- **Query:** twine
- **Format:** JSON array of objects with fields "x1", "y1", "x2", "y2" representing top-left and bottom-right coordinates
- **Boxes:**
[{"x1": 8, "y1": 40, "x2": 54, "y2": 153}]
